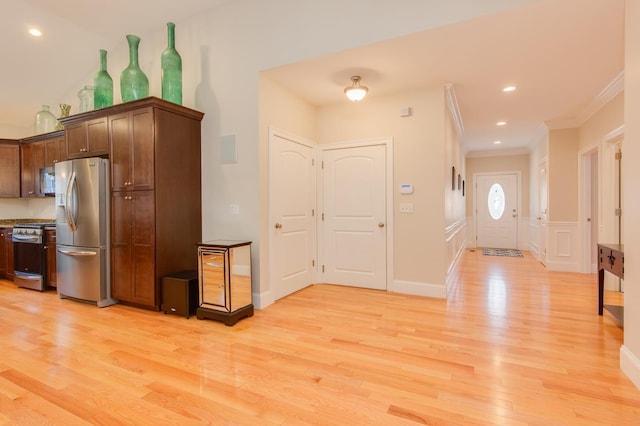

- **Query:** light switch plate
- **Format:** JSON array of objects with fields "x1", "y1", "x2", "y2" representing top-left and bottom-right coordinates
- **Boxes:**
[{"x1": 399, "y1": 203, "x2": 414, "y2": 213}]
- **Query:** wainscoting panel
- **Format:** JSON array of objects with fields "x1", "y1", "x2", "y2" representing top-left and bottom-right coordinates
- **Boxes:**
[
  {"x1": 445, "y1": 219, "x2": 466, "y2": 296},
  {"x1": 545, "y1": 221, "x2": 580, "y2": 272}
]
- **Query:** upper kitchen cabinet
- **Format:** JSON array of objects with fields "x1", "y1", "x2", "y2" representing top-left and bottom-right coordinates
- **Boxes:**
[
  {"x1": 110, "y1": 107, "x2": 154, "y2": 191},
  {"x1": 64, "y1": 116, "x2": 109, "y2": 159},
  {"x1": 20, "y1": 131, "x2": 63, "y2": 197},
  {"x1": 0, "y1": 139, "x2": 20, "y2": 197},
  {"x1": 44, "y1": 133, "x2": 66, "y2": 167}
]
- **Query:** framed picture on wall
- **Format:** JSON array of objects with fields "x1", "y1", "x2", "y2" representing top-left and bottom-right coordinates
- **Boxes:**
[
  {"x1": 458, "y1": 174, "x2": 461, "y2": 190},
  {"x1": 462, "y1": 180, "x2": 465, "y2": 196},
  {"x1": 452, "y1": 166, "x2": 456, "y2": 191}
]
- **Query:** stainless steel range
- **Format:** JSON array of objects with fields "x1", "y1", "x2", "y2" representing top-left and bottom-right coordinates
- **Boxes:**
[{"x1": 12, "y1": 222, "x2": 55, "y2": 291}]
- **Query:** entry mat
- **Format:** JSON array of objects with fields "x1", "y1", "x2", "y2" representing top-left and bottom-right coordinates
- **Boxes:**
[{"x1": 482, "y1": 248, "x2": 524, "y2": 258}]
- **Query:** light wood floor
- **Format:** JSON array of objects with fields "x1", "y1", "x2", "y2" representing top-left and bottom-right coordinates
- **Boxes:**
[{"x1": 0, "y1": 249, "x2": 637, "y2": 425}]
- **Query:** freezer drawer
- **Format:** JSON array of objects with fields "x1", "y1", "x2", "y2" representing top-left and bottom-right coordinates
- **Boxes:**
[{"x1": 56, "y1": 245, "x2": 116, "y2": 307}]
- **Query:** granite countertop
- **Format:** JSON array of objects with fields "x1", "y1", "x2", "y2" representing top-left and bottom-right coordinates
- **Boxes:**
[{"x1": 0, "y1": 219, "x2": 55, "y2": 227}]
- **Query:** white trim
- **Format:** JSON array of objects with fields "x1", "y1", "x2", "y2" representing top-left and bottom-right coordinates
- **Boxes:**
[
  {"x1": 267, "y1": 126, "x2": 317, "y2": 308},
  {"x1": 547, "y1": 72, "x2": 624, "y2": 129},
  {"x1": 444, "y1": 83, "x2": 464, "y2": 140},
  {"x1": 318, "y1": 137, "x2": 395, "y2": 293},
  {"x1": 466, "y1": 147, "x2": 530, "y2": 158},
  {"x1": 391, "y1": 279, "x2": 446, "y2": 299},
  {"x1": 578, "y1": 146, "x2": 598, "y2": 273},
  {"x1": 545, "y1": 221, "x2": 580, "y2": 272},
  {"x1": 621, "y1": 345, "x2": 640, "y2": 390},
  {"x1": 473, "y1": 171, "x2": 522, "y2": 249}
]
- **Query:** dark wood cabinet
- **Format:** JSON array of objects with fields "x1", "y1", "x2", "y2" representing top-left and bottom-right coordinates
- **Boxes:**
[
  {"x1": 109, "y1": 108, "x2": 154, "y2": 191},
  {"x1": 111, "y1": 190, "x2": 156, "y2": 306},
  {"x1": 44, "y1": 134, "x2": 66, "y2": 167},
  {"x1": 45, "y1": 229, "x2": 56, "y2": 287},
  {"x1": 0, "y1": 140, "x2": 20, "y2": 198},
  {"x1": 0, "y1": 227, "x2": 14, "y2": 280},
  {"x1": 65, "y1": 116, "x2": 109, "y2": 158},
  {"x1": 58, "y1": 97, "x2": 203, "y2": 310},
  {"x1": 20, "y1": 141, "x2": 45, "y2": 197},
  {"x1": 20, "y1": 131, "x2": 63, "y2": 197}
]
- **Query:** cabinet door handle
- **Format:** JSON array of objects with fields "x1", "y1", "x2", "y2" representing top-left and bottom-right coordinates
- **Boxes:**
[{"x1": 275, "y1": 223, "x2": 282, "y2": 229}]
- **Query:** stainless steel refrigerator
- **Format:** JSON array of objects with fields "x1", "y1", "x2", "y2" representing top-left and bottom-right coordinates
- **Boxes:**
[{"x1": 55, "y1": 157, "x2": 116, "y2": 307}]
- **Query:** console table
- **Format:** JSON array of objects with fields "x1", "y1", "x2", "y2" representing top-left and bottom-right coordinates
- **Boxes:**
[{"x1": 597, "y1": 243, "x2": 624, "y2": 326}]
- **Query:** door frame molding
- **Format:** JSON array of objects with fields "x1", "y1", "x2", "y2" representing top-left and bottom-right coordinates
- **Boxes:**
[
  {"x1": 318, "y1": 137, "x2": 394, "y2": 291},
  {"x1": 268, "y1": 126, "x2": 317, "y2": 304},
  {"x1": 473, "y1": 171, "x2": 522, "y2": 249}
]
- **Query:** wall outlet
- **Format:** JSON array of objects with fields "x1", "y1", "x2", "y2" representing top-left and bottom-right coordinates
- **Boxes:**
[
  {"x1": 230, "y1": 204, "x2": 240, "y2": 214},
  {"x1": 399, "y1": 203, "x2": 414, "y2": 213}
]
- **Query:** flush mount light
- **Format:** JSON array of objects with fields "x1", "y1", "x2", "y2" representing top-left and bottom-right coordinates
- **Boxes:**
[
  {"x1": 493, "y1": 140, "x2": 502, "y2": 145},
  {"x1": 496, "y1": 121, "x2": 507, "y2": 126},
  {"x1": 502, "y1": 85, "x2": 516, "y2": 92},
  {"x1": 28, "y1": 28, "x2": 42, "y2": 37},
  {"x1": 344, "y1": 76, "x2": 368, "y2": 102}
]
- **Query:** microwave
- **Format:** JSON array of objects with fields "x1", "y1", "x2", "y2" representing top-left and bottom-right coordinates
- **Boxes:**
[{"x1": 40, "y1": 167, "x2": 55, "y2": 195}]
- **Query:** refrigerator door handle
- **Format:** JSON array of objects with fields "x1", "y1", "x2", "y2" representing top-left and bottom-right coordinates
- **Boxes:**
[
  {"x1": 58, "y1": 248, "x2": 97, "y2": 257},
  {"x1": 65, "y1": 171, "x2": 79, "y2": 231}
]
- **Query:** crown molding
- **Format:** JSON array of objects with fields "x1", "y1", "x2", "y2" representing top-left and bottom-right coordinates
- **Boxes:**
[
  {"x1": 547, "y1": 71, "x2": 624, "y2": 130},
  {"x1": 465, "y1": 147, "x2": 530, "y2": 158},
  {"x1": 445, "y1": 83, "x2": 464, "y2": 140}
]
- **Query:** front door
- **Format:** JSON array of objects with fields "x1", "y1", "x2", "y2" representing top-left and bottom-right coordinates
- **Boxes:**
[
  {"x1": 476, "y1": 173, "x2": 519, "y2": 249},
  {"x1": 321, "y1": 144, "x2": 387, "y2": 290},
  {"x1": 269, "y1": 131, "x2": 316, "y2": 301}
]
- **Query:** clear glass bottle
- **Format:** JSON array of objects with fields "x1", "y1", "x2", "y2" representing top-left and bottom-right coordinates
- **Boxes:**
[
  {"x1": 78, "y1": 85, "x2": 94, "y2": 112},
  {"x1": 120, "y1": 34, "x2": 149, "y2": 102},
  {"x1": 34, "y1": 105, "x2": 57, "y2": 134},
  {"x1": 161, "y1": 22, "x2": 182, "y2": 105},
  {"x1": 94, "y1": 50, "x2": 113, "y2": 109}
]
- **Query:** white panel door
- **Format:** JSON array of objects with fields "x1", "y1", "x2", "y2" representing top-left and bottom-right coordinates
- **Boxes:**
[
  {"x1": 270, "y1": 134, "x2": 315, "y2": 300},
  {"x1": 322, "y1": 145, "x2": 386, "y2": 290},
  {"x1": 476, "y1": 173, "x2": 519, "y2": 249}
]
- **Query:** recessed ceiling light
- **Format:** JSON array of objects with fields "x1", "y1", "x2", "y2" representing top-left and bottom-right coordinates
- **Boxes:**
[
  {"x1": 28, "y1": 28, "x2": 42, "y2": 37},
  {"x1": 503, "y1": 85, "x2": 516, "y2": 92},
  {"x1": 496, "y1": 121, "x2": 507, "y2": 126},
  {"x1": 493, "y1": 140, "x2": 502, "y2": 145}
]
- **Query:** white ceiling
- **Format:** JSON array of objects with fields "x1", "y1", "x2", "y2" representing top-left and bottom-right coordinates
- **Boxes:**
[{"x1": 2, "y1": 0, "x2": 625, "y2": 154}]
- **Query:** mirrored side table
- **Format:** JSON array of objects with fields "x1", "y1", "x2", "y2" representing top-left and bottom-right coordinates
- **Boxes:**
[{"x1": 196, "y1": 240, "x2": 253, "y2": 326}]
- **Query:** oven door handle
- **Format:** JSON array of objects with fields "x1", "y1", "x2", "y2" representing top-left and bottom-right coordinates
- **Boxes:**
[
  {"x1": 65, "y1": 171, "x2": 79, "y2": 232},
  {"x1": 57, "y1": 248, "x2": 96, "y2": 257}
]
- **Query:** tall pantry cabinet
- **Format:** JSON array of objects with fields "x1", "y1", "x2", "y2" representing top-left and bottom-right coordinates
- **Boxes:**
[{"x1": 60, "y1": 97, "x2": 203, "y2": 310}]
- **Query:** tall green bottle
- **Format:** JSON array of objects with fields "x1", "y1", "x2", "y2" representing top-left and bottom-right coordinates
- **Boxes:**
[
  {"x1": 93, "y1": 49, "x2": 113, "y2": 109},
  {"x1": 161, "y1": 22, "x2": 182, "y2": 105},
  {"x1": 120, "y1": 35, "x2": 149, "y2": 102}
]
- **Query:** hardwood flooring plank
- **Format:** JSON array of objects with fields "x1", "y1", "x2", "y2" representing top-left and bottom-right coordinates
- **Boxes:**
[{"x1": 1, "y1": 249, "x2": 640, "y2": 424}]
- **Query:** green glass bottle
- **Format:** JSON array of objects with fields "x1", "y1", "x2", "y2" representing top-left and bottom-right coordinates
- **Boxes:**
[
  {"x1": 161, "y1": 22, "x2": 182, "y2": 105},
  {"x1": 120, "y1": 35, "x2": 149, "y2": 102},
  {"x1": 93, "y1": 50, "x2": 113, "y2": 109}
]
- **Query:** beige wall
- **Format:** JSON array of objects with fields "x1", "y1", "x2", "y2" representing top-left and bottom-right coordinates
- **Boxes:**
[
  {"x1": 548, "y1": 128, "x2": 579, "y2": 222},
  {"x1": 465, "y1": 153, "x2": 530, "y2": 218},
  {"x1": 621, "y1": 0, "x2": 640, "y2": 386},
  {"x1": 316, "y1": 86, "x2": 450, "y2": 288}
]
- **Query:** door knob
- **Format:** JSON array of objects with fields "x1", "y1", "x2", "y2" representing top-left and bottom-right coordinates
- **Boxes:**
[
  {"x1": 275, "y1": 223, "x2": 282, "y2": 229},
  {"x1": 378, "y1": 222, "x2": 385, "y2": 228}
]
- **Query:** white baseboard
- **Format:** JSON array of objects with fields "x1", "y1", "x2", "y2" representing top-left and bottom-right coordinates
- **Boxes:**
[
  {"x1": 253, "y1": 290, "x2": 274, "y2": 310},
  {"x1": 621, "y1": 345, "x2": 640, "y2": 390},
  {"x1": 391, "y1": 280, "x2": 446, "y2": 299}
]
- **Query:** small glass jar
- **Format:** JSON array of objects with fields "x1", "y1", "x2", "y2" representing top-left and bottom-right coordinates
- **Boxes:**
[
  {"x1": 78, "y1": 85, "x2": 94, "y2": 112},
  {"x1": 34, "y1": 105, "x2": 57, "y2": 134}
]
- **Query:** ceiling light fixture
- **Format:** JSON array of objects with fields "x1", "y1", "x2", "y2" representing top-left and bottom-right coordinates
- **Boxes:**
[
  {"x1": 496, "y1": 121, "x2": 507, "y2": 126},
  {"x1": 503, "y1": 85, "x2": 516, "y2": 92},
  {"x1": 493, "y1": 140, "x2": 502, "y2": 145},
  {"x1": 28, "y1": 28, "x2": 42, "y2": 37},
  {"x1": 344, "y1": 76, "x2": 368, "y2": 102}
]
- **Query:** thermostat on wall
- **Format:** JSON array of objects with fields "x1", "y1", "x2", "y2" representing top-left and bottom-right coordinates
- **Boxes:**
[{"x1": 399, "y1": 183, "x2": 413, "y2": 194}]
